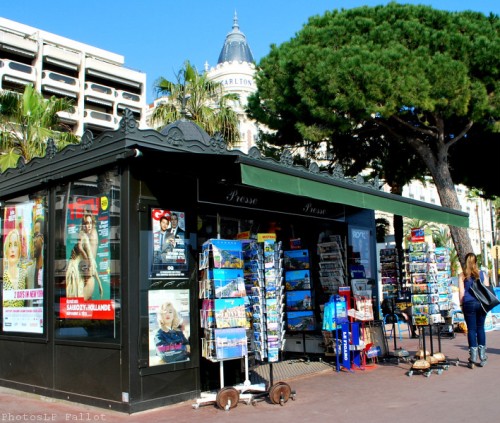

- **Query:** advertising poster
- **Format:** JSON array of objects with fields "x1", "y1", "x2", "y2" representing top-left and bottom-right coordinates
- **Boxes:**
[
  {"x1": 2, "y1": 201, "x2": 44, "y2": 333},
  {"x1": 148, "y1": 289, "x2": 191, "y2": 366},
  {"x1": 59, "y1": 195, "x2": 114, "y2": 320},
  {"x1": 150, "y1": 209, "x2": 188, "y2": 279},
  {"x1": 350, "y1": 227, "x2": 372, "y2": 278}
]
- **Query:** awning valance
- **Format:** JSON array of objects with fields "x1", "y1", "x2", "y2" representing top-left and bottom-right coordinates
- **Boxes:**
[{"x1": 240, "y1": 164, "x2": 469, "y2": 228}]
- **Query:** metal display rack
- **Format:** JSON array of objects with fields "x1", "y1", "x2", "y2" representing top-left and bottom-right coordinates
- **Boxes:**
[
  {"x1": 245, "y1": 239, "x2": 295, "y2": 405},
  {"x1": 194, "y1": 238, "x2": 295, "y2": 410},
  {"x1": 405, "y1": 230, "x2": 456, "y2": 377},
  {"x1": 195, "y1": 239, "x2": 262, "y2": 410}
]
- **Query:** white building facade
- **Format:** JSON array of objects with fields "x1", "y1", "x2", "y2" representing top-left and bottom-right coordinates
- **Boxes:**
[
  {"x1": 0, "y1": 17, "x2": 146, "y2": 137},
  {"x1": 205, "y1": 13, "x2": 259, "y2": 153}
]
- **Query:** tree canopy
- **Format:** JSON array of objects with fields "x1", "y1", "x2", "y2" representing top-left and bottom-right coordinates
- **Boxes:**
[
  {"x1": 151, "y1": 61, "x2": 241, "y2": 146},
  {"x1": 246, "y1": 3, "x2": 499, "y2": 266}
]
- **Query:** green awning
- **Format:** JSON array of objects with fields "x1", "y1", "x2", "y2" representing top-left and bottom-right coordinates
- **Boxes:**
[{"x1": 240, "y1": 164, "x2": 469, "y2": 228}]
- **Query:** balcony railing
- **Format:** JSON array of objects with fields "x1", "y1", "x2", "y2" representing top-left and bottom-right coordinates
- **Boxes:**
[
  {"x1": 83, "y1": 110, "x2": 117, "y2": 129},
  {"x1": 57, "y1": 106, "x2": 79, "y2": 123},
  {"x1": 0, "y1": 59, "x2": 36, "y2": 85},
  {"x1": 41, "y1": 70, "x2": 79, "y2": 97},
  {"x1": 84, "y1": 82, "x2": 116, "y2": 105}
]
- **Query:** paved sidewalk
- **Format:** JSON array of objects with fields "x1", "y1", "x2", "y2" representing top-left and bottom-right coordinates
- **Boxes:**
[{"x1": 1, "y1": 329, "x2": 499, "y2": 423}]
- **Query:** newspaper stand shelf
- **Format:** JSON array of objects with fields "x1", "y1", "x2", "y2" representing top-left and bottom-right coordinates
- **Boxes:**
[
  {"x1": 194, "y1": 239, "x2": 264, "y2": 410},
  {"x1": 348, "y1": 281, "x2": 376, "y2": 369}
]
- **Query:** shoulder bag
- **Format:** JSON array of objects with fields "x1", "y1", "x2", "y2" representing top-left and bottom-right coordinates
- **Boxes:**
[{"x1": 470, "y1": 275, "x2": 500, "y2": 313}]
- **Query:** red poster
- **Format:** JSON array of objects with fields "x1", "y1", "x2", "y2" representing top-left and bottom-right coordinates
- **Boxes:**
[{"x1": 59, "y1": 297, "x2": 115, "y2": 320}]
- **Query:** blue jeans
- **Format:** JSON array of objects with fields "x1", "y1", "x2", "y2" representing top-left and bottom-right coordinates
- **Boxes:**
[{"x1": 462, "y1": 300, "x2": 487, "y2": 347}]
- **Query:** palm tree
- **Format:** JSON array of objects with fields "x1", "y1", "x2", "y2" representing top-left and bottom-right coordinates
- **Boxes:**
[
  {"x1": 150, "y1": 61, "x2": 241, "y2": 147},
  {"x1": 0, "y1": 84, "x2": 79, "y2": 171}
]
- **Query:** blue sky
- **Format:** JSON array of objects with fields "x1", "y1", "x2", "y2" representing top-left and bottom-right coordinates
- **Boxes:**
[{"x1": 2, "y1": 1, "x2": 499, "y2": 103}]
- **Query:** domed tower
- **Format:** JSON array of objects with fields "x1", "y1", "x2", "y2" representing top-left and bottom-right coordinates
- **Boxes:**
[{"x1": 206, "y1": 12, "x2": 258, "y2": 153}]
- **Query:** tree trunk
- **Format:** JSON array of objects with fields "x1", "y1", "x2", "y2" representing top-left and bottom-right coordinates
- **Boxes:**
[
  {"x1": 410, "y1": 139, "x2": 473, "y2": 270},
  {"x1": 389, "y1": 183, "x2": 405, "y2": 297}
]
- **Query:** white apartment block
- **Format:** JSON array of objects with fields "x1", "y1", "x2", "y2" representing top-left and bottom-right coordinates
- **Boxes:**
[{"x1": 0, "y1": 17, "x2": 146, "y2": 137}]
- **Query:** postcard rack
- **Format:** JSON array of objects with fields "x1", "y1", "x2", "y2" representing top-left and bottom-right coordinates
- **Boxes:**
[
  {"x1": 406, "y1": 231, "x2": 455, "y2": 377},
  {"x1": 244, "y1": 239, "x2": 295, "y2": 405},
  {"x1": 195, "y1": 239, "x2": 264, "y2": 410}
]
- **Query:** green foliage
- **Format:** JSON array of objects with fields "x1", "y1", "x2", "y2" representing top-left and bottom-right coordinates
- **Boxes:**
[
  {"x1": 247, "y1": 3, "x2": 499, "y2": 265},
  {"x1": 0, "y1": 85, "x2": 79, "y2": 172},
  {"x1": 247, "y1": 3, "x2": 499, "y2": 174},
  {"x1": 151, "y1": 61, "x2": 241, "y2": 146}
]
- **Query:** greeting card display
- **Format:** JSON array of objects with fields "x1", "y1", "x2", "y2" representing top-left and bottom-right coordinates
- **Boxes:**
[{"x1": 211, "y1": 268, "x2": 246, "y2": 298}]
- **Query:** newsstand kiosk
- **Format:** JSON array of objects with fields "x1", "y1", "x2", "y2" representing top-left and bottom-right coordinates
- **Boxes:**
[{"x1": 0, "y1": 111, "x2": 468, "y2": 412}]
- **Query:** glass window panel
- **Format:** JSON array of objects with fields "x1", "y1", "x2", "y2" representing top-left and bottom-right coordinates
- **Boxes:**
[
  {"x1": 1, "y1": 193, "x2": 47, "y2": 335},
  {"x1": 54, "y1": 169, "x2": 120, "y2": 340}
]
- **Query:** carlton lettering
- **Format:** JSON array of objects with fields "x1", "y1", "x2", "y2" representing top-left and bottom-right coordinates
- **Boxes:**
[
  {"x1": 303, "y1": 203, "x2": 327, "y2": 216},
  {"x1": 226, "y1": 190, "x2": 258, "y2": 206}
]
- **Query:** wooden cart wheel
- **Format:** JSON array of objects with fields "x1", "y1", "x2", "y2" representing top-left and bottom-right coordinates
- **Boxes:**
[
  {"x1": 216, "y1": 387, "x2": 240, "y2": 410},
  {"x1": 268, "y1": 382, "x2": 292, "y2": 405}
]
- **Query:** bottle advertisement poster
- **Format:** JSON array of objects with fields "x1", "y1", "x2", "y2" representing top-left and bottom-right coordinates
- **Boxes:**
[
  {"x1": 58, "y1": 195, "x2": 114, "y2": 320},
  {"x1": 2, "y1": 201, "x2": 44, "y2": 333}
]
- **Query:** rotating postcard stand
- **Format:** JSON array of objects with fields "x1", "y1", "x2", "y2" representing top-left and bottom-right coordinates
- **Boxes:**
[
  {"x1": 194, "y1": 239, "x2": 264, "y2": 410},
  {"x1": 244, "y1": 239, "x2": 295, "y2": 405},
  {"x1": 406, "y1": 238, "x2": 457, "y2": 376}
]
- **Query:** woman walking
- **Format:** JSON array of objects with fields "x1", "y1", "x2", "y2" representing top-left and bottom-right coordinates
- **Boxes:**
[{"x1": 458, "y1": 253, "x2": 490, "y2": 368}]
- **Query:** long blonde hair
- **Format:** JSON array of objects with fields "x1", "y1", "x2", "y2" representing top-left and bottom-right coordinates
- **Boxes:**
[
  {"x1": 463, "y1": 253, "x2": 480, "y2": 280},
  {"x1": 3, "y1": 229, "x2": 22, "y2": 264},
  {"x1": 157, "y1": 302, "x2": 182, "y2": 330}
]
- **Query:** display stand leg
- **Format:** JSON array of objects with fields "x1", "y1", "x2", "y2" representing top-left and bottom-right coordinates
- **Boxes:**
[
  {"x1": 422, "y1": 329, "x2": 427, "y2": 360},
  {"x1": 269, "y1": 362, "x2": 274, "y2": 387},
  {"x1": 386, "y1": 319, "x2": 409, "y2": 362},
  {"x1": 407, "y1": 327, "x2": 431, "y2": 377},
  {"x1": 335, "y1": 329, "x2": 341, "y2": 372},
  {"x1": 429, "y1": 325, "x2": 434, "y2": 356},
  {"x1": 302, "y1": 332, "x2": 310, "y2": 362},
  {"x1": 437, "y1": 324, "x2": 459, "y2": 367},
  {"x1": 220, "y1": 361, "x2": 225, "y2": 388},
  {"x1": 234, "y1": 354, "x2": 266, "y2": 399}
]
